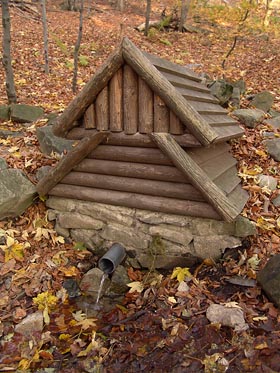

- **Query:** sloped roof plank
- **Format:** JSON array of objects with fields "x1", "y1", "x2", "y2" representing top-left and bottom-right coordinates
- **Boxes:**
[
  {"x1": 150, "y1": 132, "x2": 240, "y2": 222},
  {"x1": 52, "y1": 45, "x2": 124, "y2": 137},
  {"x1": 36, "y1": 132, "x2": 108, "y2": 196},
  {"x1": 122, "y1": 37, "x2": 217, "y2": 146}
]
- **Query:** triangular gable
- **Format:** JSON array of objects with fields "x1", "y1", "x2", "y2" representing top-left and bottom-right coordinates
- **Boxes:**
[
  {"x1": 37, "y1": 131, "x2": 241, "y2": 222},
  {"x1": 52, "y1": 38, "x2": 218, "y2": 146}
]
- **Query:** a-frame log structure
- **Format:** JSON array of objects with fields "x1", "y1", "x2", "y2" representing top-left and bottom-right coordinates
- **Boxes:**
[{"x1": 38, "y1": 38, "x2": 248, "y2": 222}]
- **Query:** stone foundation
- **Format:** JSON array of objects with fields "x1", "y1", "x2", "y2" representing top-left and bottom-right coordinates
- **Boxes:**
[{"x1": 46, "y1": 196, "x2": 256, "y2": 269}]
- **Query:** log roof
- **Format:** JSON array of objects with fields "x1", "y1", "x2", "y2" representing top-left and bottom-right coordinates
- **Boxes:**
[
  {"x1": 52, "y1": 37, "x2": 244, "y2": 146},
  {"x1": 38, "y1": 38, "x2": 248, "y2": 222}
]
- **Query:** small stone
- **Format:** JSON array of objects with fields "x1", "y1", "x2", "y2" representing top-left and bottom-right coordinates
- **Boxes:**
[
  {"x1": 15, "y1": 311, "x2": 44, "y2": 337},
  {"x1": 108, "y1": 265, "x2": 130, "y2": 295},
  {"x1": 206, "y1": 304, "x2": 248, "y2": 331},
  {"x1": 63, "y1": 278, "x2": 81, "y2": 298},
  {"x1": 79, "y1": 267, "x2": 110, "y2": 299},
  {"x1": 250, "y1": 91, "x2": 274, "y2": 112},
  {"x1": 54, "y1": 222, "x2": 70, "y2": 238},
  {"x1": 272, "y1": 195, "x2": 280, "y2": 207},
  {"x1": 209, "y1": 80, "x2": 233, "y2": 105},
  {"x1": 70, "y1": 228, "x2": 104, "y2": 253},
  {"x1": 257, "y1": 254, "x2": 280, "y2": 308},
  {"x1": 265, "y1": 116, "x2": 280, "y2": 130},
  {"x1": 233, "y1": 108, "x2": 265, "y2": 128},
  {"x1": 257, "y1": 174, "x2": 278, "y2": 191},
  {"x1": 137, "y1": 253, "x2": 199, "y2": 270},
  {"x1": 0, "y1": 105, "x2": 10, "y2": 121},
  {"x1": 47, "y1": 209, "x2": 58, "y2": 221},
  {"x1": 36, "y1": 126, "x2": 74, "y2": 155},
  {"x1": 36, "y1": 165, "x2": 52, "y2": 181},
  {"x1": 263, "y1": 138, "x2": 280, "y2": 161},
  {"x1": 10, "y1": 104, "x2": 44, "y2": 123}
]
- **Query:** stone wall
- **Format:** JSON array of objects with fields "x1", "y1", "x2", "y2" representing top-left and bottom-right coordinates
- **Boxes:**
[{"x1": 46, "y1": 196, "x2": 256, "y2": 270}]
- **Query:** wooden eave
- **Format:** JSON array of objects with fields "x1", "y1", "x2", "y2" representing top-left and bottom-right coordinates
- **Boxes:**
[{"x1": 37, "y1": 130, "x2": 244, "y2": 222}]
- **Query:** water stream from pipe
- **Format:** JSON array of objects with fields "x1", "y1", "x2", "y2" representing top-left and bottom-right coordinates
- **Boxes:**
[{"x1": 95, "y1": 272, "x2": 107, "y2": 306}]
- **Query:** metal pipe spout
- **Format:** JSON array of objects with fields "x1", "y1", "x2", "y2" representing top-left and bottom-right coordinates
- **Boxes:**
[{"x1": 98, "y1": 243, "x2": 126, "y2": 274}]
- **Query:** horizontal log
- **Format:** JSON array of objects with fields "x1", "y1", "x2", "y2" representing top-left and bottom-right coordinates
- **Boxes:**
[
  {"x1": 74, "y1": 159, "x2": 189, "y2": 183},
  {"x1": 66, "y1": 129, "x2": 201, "y2": 148},
  {"x1": 49, "y1": 184, "x2": 220, "y2": 219},
  {"x1": 36, "y1": 132, "x2": 108, "y2": 196},
  {"x1": 62, "y1": 172, "x2": 205, "y2": 201},
  {"x1": 88, "y1": 145, "x2": 172, "y2": 165}
]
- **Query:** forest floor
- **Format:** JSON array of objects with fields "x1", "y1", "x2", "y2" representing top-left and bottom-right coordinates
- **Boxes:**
[{"x1": 0, "y1": 0, "x2": 280, "y2": 371}]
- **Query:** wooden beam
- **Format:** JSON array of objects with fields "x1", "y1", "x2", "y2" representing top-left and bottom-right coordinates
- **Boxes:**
[
  {"x1": 138, "y1": 78, "x2": 153, "y2": 133},
  {"x1": 109, "y1": 68, "x2": 123, "y2": 132},
  {"x1": 121, "y1": 37, "x2": 217, "y2": 145},
  {"x1": 150, "y1": 133, "x2": 240, "y2": 222},
  {"x1": 74, "y1": 158, "x2": 189, "y2": 183},
  {"x1": 62, "y1": 172, "x2": 205, "y2": 201},
  {"x1": 36, "y1": 132, "x2": 108, "y2": 196},
  {"x1": 154, "y1": 95, "x2": 169, "y2": 132},
  {"x1": 123, "y1": 64, "x2": 138, "y2": 134},
  {"x1": 83, "y1": 104, "x2": 95, "y2": 129},
  {"x1": 170, "y1": 111, "x2": 184, "y2": 135},
  {"x1": 52, "y1": 45, "x2": 123, "y2": 137},
  {"x1": 66, "y1": 128, "x2": 202, "y2": 148},
  {"x1": 88, "y1": 145, "x2": 172, "y2": 165},
  {"x1": 96, "y1": 86, "x2": 109, "y2": 130},
  {"x1": 49, "y1": 184, "x2": 220, "y2": 220}
]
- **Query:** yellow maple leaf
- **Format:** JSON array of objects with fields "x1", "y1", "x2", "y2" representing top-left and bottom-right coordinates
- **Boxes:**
[
  {"x1": 127, "y1": 281, "x2": 144, "y2": 293},
  {"x1": 0, "y1": 236, "x2": 27, "y2": 263},
  {"x1": 33, "y1": 291, "x2": 58, "y2": 325},
  {"x1": 256, "y1": 216, "x2": 275, "y2": 231},
  {"x1": 171, "y1": 267, "x2": 192, "y2": 282},
  {"x1": 76, "y1": 318, "x2": 97, "y2": 331}
]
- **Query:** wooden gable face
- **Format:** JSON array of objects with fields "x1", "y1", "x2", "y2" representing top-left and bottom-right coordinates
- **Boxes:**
[{"x1": 81, "y1": 64, "x2": 188, "y2": 136}]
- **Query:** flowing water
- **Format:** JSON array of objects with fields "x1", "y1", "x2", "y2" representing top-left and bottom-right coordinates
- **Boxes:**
[{"x1": 95, "y1": 272, "x2": 108, "y2": 305}]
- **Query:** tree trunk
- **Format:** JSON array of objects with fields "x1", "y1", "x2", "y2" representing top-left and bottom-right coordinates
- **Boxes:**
[
  {"x1": 116, "y1": 0, "x2": 125, "y2": 12},
  {"x1": 1, "y1": 0, "x2": 17, "y2": 104},
  {"x1": 40, "y1": 0, "x2": 49, "y2": 74},
  {"x1": 179, "y1": 0, "x2": 190, "y2": 32},
  {"x1": 72, "y1": 0, "x2": 84, "y2": 93},
  {"x1": 144, "y1": 0, "x2": 152, "y2": 36}
]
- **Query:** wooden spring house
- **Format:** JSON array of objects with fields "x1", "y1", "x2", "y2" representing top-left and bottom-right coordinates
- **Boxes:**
[{"x1": 37, "y1": 37, "x2": 248, "y2": 222}]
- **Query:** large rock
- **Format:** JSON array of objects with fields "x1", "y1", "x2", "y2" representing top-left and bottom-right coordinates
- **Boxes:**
[
  {"x1": 10, "y1": 104, "x2": 44, "y2": 123},
  {"x1": 0, "y1": 105, "x2": 10, "y2": 121},
  {"x1": 193, "y1": 235, "x2": 241, "y2": 260},
  {"x1": 15, "y1": 311, "x2": 44, "y2": 337},
  {"x1": 233, "y1": 108, "x2": 265, "y2": 128},
  {"x1": 235, "y1": 216, "x2": 256, "y2": 237},
  {"x1": 263, "y1": 138, "x2": 280, "y2": 161},
  {"x1": 0, "y1": 169, "x2": 36, "y2": 219},
  {"x1": 250, "y1": 91, "x2": 274, "y2": 112},
  {"x1": 0, "y1": 158, "x2": 8, "y2": 170},
  {"x1": 79, "y1": 267, "x2": 110, "y2": 299},
  {"x1": 36, "y1": 126, "x2": 74, "y2": 155},
  {"x1": 58, "y1": 212, "x2": 104, "y2": 230},
  {"x1": 257, "y1": 254, "x2": 280, "y2": 308}
]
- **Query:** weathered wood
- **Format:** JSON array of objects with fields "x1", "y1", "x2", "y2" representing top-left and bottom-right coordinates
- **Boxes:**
[
  {"x1": 62, "y1": 172, "x2": 205, "y2": 201},
  {"x1": 202, "y1": 114, "x2": 238, "y2": 126},
  {"x1": 154, "y1": 95, "x2": 169, "y2": 132},
  {"x1": 213, "y1": 125, "x2": 244, "y2": 142},
  {"x1": 138, "y1": 78, "x2": 153, "y2": 133},
  {"x1": 214, "y1": 165, "x2": 240, "y2": 195},
  {"x1": 122, "y1": 37, "x2": 217, "y2": 145},
  {"x1": 162, "y1": 70, "x2": 209, "y2": 93},
  {"x1": 52, "y1": 45, "x2": 123, "y2": 137},
  {"x1": 109, "y1": 68, "x2": 123, "y2": 132},
  {"x1": 200, "y1": 153, "x2": 236, "y2": 181},
  {"x1": 170, "y1": 111, "x2": 184, "y2": 135},
  {"x1": 36, "y1": 132, "x2": 108, "y2": 196},
  {"x1": 88, "y1": 145, "x2": 172, "y2": 165},
  {"x1": 83, "y1": 104, "x2": 95, "y2": 129},
  {"x1": 74, "y1": 158, "x2": 189, "y2": 183},
  {"x1": 49, "y1": 184, "x2": 221, "y2": 219},
  {"x1": 96, "y1": 86, "x2": 109, "y2": 130},
  {"x1": 188, "y1": 143, "x2": 230, "y2": 165},
  {"x1": 123, "y1": 64, "x2": 138, "y2": 134},
  {"x1": 143, "y1": 51, "x2": 201, "y2": 82},
  {"x1": 66, "y1": 129, "x2": 202, "y2": 147},
  {"x1": 176, "y1": 86, "x2": 219, "y2": 104},
  {"x1": 228, "y1": 184, "x2": 248, "y2": 213},
  {"x1": 188, "y1": 101, "x2": 228, "y2": 115},
  {"x1": 150, "y1": 133, "x2": 240, "y2": 221}
]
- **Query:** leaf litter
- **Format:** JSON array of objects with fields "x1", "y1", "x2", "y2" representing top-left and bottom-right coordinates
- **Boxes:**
[{"x1": 0, "y1": 0, "x2": 280, "y2": 371}]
